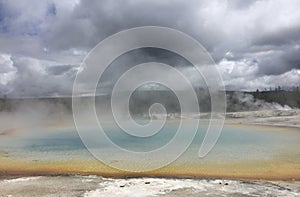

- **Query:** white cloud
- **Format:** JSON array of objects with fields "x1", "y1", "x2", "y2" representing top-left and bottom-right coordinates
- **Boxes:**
[
  {"x1": 219, "y1": 58, "x2": 258, "y2": 78},
  {"x1": 0, "y1": 0, "x2": 299, "y2": 96},
  {"x1": 218, "y1": 57, "x2": 300, "y2": 91},
  {"x1": 0, "y1": 54, "x2": 77, "y2": 97},
  {"x1": 0, "y1": 54, "x2": 16, "y2": 86}
]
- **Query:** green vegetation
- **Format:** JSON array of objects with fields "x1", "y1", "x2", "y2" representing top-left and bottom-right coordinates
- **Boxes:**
[{"x1": 250, "y1": 91, "x2": 300, "y2": 109}]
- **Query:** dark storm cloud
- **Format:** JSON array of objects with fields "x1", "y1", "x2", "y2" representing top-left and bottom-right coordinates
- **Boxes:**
[
  {"x1": 46, "y1": 65, "x2": 75, "y2": 75},
  {"x1": 257, "y1": 47, "x2": 300, "y2": 75},
  {"x1": 248, "y1": 23, "x2": 300, "y2": 75},
  {"x1": 254, "y1": 25, "x2": 300, "y2": 47},
  {"x1": 0, "y1": 0, "x2": 299, "y2": 96},
  {"x1": 46, "y1": 0, "x2": 201, "y2": 50}
]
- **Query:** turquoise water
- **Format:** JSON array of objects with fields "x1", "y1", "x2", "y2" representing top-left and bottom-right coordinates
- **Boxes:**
[{"x1": 0, "y1": 122, "x2": 299, "y2": 164}]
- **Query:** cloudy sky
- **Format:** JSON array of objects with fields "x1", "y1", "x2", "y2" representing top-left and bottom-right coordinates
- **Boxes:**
[{"x1": 0, "y1": 0, "x2": 299, "y2": 97}]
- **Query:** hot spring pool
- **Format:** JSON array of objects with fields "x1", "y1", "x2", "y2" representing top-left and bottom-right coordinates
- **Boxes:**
[{"x1": 0, "y1": 121, "x2": 299, "y2": 180}]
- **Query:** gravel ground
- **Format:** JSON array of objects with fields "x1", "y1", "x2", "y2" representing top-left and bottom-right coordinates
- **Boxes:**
[{"x1": 0, "y1": 176, "x2": 299, "y2": 197}]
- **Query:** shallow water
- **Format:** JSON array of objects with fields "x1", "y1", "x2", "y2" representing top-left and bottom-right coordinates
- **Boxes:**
[{"x1": 0, "y1": 121, "x2": 299, "y2": 180}]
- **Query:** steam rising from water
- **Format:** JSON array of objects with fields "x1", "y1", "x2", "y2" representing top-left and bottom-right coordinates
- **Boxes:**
[
  {"x1": 0, "y1": 91, "x2": 295, "y2": 134},
  {"x1": 228, "y1": 92, "x2": 293, "y2": 111},
  {"x1": 0, "y1": 99, "x2": 73, "y2": 133}
]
